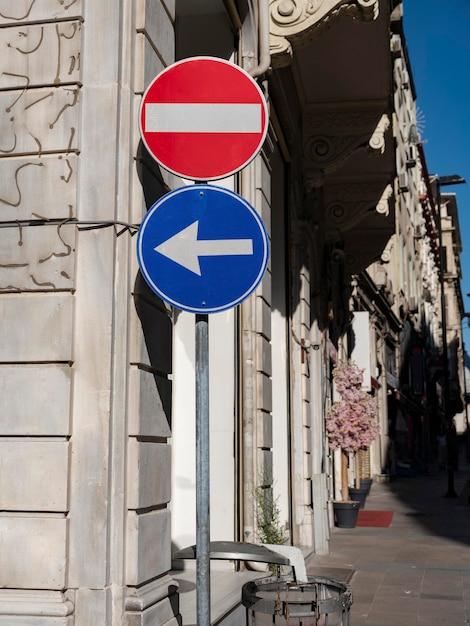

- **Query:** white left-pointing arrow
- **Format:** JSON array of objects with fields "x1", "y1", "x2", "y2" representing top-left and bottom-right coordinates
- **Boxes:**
[{"x1": 155, "y1": 221, "x2": 254, "y2": 276}]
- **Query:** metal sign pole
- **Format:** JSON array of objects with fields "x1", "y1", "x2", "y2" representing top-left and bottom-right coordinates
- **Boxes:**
[
  {"x1": 137, "y1": 60, "x2": 269, "y2": 626},
  {"x1": 196, "y1": 313, "x2": 210, "y2": 625}
]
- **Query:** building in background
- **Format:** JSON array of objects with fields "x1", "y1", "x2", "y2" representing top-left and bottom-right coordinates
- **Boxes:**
[{"x1": 0, "y1": 1, "x2": 466, "y2": 624}]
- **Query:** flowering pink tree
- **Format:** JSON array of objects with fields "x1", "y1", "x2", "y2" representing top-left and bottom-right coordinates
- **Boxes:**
[{"x1": 326, "y1": 362, "x2": 379, "y2": 500}]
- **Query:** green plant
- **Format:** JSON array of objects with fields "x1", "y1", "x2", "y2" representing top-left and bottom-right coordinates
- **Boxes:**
[
  {"x1": 254, "y1": 482, "x2": 285, "y2": 575},
  {"x1": 255, "y1": 484, "x2": 284, "y2": 545}
]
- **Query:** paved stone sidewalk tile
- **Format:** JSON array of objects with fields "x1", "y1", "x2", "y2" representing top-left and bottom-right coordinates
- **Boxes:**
[{"x1": 307, "y1": 458, "x2": 470, "y2": 626}]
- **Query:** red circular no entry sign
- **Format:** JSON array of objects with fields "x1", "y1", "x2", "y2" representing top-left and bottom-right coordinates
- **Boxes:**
[{"x1": 139, "y1": 57, "x2": 269, "y2": 181}]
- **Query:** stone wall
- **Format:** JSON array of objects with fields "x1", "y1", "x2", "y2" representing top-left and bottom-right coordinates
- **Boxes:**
[{"x1": 0, "y1": 1, "x2": 177, "y2": 623}]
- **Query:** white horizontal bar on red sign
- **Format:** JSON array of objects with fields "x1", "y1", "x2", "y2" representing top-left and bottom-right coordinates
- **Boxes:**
[{"x1": 145, "y1": 103, "x2": 262, "y2": 133}]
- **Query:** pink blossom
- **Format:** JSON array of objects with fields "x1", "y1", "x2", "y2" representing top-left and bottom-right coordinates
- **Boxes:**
[{"x1": 326, "y1": 362, "x2": 379, "y2": 454}]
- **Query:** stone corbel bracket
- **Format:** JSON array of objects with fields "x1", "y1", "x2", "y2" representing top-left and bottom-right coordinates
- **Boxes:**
[
  {"x1": 270, "y1": 0, "x2": 379, "y2": 68},
  {"x1": 375, "y1": 183, "x2": 393, "y2": 216},
  {"x1": 380, "y1": 235, "x2": 394, "y2": 263},
  {"x1": 324, "y1": 180, "x2": 392, "y2": 237},
  {"x1": 302, "y1": 107, "x2": 389, "y2": 189},
  {"x1": 368, "y1": 114, "x2": 390, "y2": 155},
  {"x1": 344, "y1": 235, "x2": 391, "y2": 274}
]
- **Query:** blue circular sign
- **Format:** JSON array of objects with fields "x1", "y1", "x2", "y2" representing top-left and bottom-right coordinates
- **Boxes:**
[{"x1": 136, "y1": 185, "x2": 269, "y2": 314}]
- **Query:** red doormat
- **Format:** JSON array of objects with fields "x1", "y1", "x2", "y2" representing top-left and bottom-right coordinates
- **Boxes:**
[{"x1": 356, "y1": 510, "x2": 394, "y2": 527}]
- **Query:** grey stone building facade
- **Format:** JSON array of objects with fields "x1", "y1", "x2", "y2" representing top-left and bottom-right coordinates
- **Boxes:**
[{"x1": 1, "y1": 1, "x2": 465, "y2": 624}]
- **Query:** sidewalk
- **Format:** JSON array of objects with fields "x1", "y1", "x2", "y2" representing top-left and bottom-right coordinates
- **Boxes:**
[{"x1": 307, "y1": 460, "x2": 470, "y2": 625}]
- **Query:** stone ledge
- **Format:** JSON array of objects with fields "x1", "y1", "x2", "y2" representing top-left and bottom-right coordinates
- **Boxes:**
[{"x1": 0, "y1": 590, "x2": 73, "y2": 617}]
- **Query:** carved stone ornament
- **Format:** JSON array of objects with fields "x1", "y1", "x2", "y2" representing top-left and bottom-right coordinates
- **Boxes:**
[
  {"x1": 325, "y1": 199, "x2": 377, "y2": 236},
  {"x1": 376, "y1": 183, "x2": 393, "y2": 216},
  {"x1": 368, "y1": 114, "x2": 390, "y2": 155},
  {"x1": 270, "y1": 0, "x2": 379, "y2": 68},
  {"x1": 324, "y1": 181, "x2": 392, "y2": 237},
  {"x1": 302, "y1": 110, "x2": 390, "y2": 189},
  {"x1": 380, "y1": 235, "x2": 394, "y2": 263}
]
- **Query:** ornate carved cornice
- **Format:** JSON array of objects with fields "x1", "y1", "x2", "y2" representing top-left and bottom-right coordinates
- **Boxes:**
[
  {"x1": 270, "y1": 0, "x2": 379, "y2": 68},
  {"x1": 302, "y1": 107, "x2": 390, "y2": 189}
]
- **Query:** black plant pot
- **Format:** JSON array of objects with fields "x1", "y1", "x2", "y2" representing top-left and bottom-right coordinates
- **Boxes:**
[
  {"x1": 348, "y1": 486, "x2": 368, "y2": 509},
  {"x1": 360, "y1": 478, "x2": 373, "y2": 495},
  {"x1": 333, "y1": 500, "x2": 360, "y2": 528}
]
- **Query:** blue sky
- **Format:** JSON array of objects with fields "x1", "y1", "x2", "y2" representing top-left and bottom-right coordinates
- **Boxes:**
[{"x1": 403, "y1": 1, "x2": 470, "y2": 346}]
